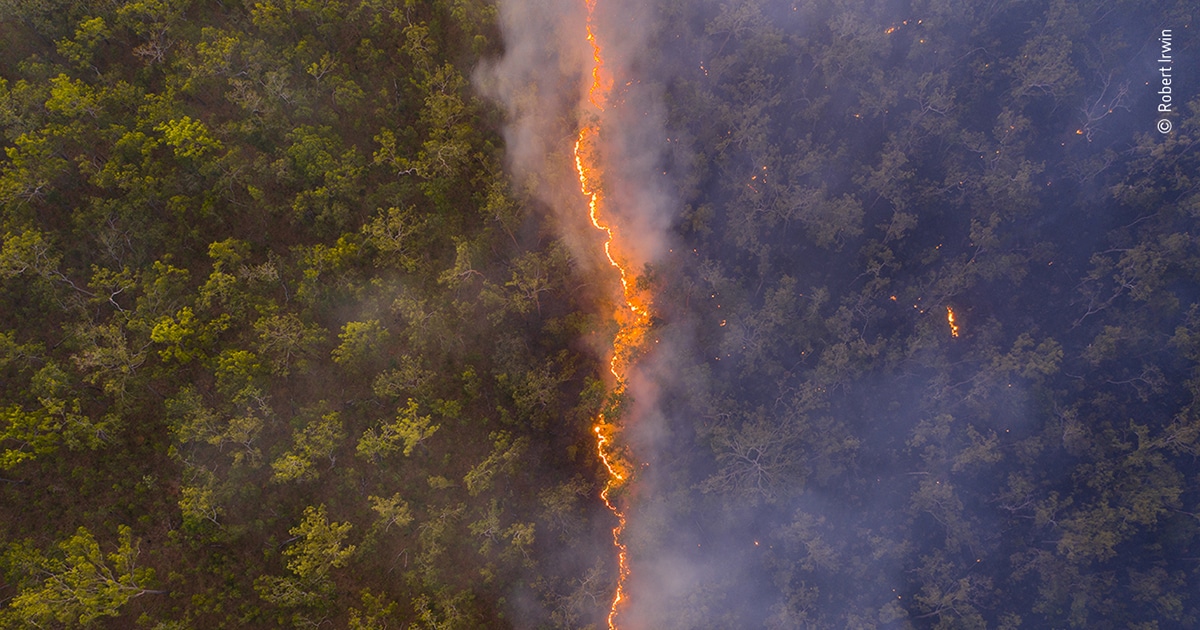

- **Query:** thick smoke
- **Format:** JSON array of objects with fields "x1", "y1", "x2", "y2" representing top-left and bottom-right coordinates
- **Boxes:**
[
  {"x1": 477, "y1": 0, "x2": 684, "y2": 627},
  {"x1": 475, "y1": 0, "x2": 675, "y2": 276},
  {"x1": 484, "y1": 0, "x2": 1200, "y2": 628}
]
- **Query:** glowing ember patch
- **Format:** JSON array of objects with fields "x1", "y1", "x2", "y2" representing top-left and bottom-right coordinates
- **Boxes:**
[{"x1": 947, "y1": 306, "x2": 960, "y2": 337}]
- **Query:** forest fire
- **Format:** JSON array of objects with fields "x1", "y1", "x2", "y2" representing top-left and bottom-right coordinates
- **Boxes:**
[
  {"x1": 574, "y1": 0, "x2": 650, "y2": 627},
  {"x1": 593, "y1": 422, "x2": 630, "y2": 629},
  {"x1": 947, "y1": 306, "x2": 960, "y2": 337},
  {"x1": 583, "y1": 0, "x2": 612, "y2": 110}
]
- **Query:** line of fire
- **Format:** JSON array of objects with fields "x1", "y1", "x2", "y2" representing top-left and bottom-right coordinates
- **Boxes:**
[{"x1": 572, "y1": 0, "x2": 652, "y2": 627}]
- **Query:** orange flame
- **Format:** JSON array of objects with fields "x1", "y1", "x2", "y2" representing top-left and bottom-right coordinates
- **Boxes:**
[
  {"x1": 583, "y1": 0, "x2": 613, "y2": 111},
  {"x1": 573, "y1": 1, "x2": 651, "y2": 627},
  {"x1": 594, "y1": 422, "x2": 629, "y2": 629},
  {"x1": 947, "y1": 306, "x2": 960, "y2": 337}
]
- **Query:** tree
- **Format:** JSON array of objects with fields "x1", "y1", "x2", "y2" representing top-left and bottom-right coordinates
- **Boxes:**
[
  {"x1": 356, "y1": 398, "x2": 439, "y2": 461},
  {"x1": 463, "y1": 431, "x2": 527, "y2": 497},
  {"x1": 178, "y1": 465, "x2": 223, "y2": 527},
  {"x1": 253, "y1": 313, "x2": 323, "y2": 376},
  {"x1": 254, "y1": 504, "x2": 356, "y2": 613},
  {"x1": 0, "y1": 362, "x2": 116, "y2": 468},
  {"x1": 701, "y1": 410, "x2": 808, "y2": 502},
  {"x1": 4, "y1": 526, "x2": 160, "y2": 627},
  {"x1": 283, "y1": 504, "x2": 356, "y2": 580},
  {"x1": 331, "y1": 319, "x2": 389, "y2": 369},
  {"x1": 154, "y1": 116, "x2": 223, "y2": 160},
  {"x1": 361, "y1": 206, "x2": 422, "y2": 271},
  {"x1": 271, "y1": 410, "x2": 345, "y2": 483},
  {"x1": 368, "y1": 493, "x2": 413, "y2": 532},
  {"x1": 149, "y1": 306, "x2": 228, "y2": 363},
  {"x1": 348, "y1": 589, "x2": 399, "y2": 630},
  {"x1": 69, "y1": 320, "x2": 148, "y2": 398}
]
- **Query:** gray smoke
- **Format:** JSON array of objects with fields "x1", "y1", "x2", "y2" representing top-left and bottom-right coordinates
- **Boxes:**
[{"x1": 476, "y1": 1, "x2": 688, "y2": 628}]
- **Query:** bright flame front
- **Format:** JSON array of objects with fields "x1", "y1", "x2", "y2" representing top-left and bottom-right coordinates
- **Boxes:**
[{"x1": 573, "y1": 1, "x2": 652, "y2": 627}]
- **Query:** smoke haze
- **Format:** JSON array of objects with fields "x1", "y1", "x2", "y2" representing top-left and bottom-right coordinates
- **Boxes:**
[
  {"x1": 482, "y1": 0, "x2": 1200, "y2": 627},
  {"x1": 476, "y1": 0, "x2": 675, "y2": 278}
]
